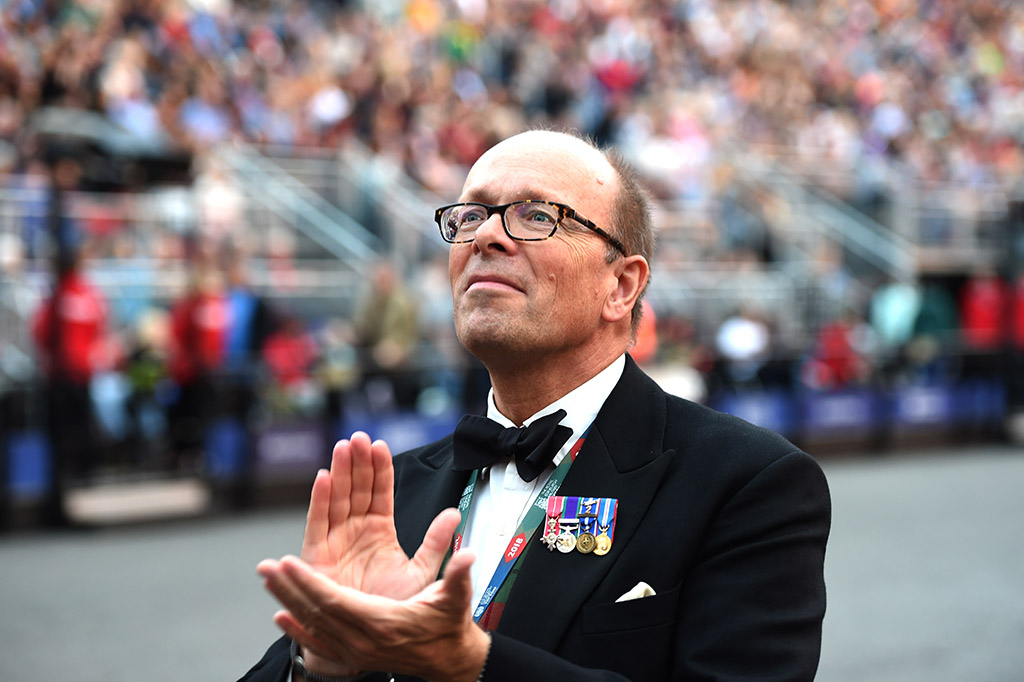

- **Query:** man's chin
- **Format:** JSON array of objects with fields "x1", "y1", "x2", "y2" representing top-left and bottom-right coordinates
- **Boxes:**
[{"x1": 457, "y1": 323, "x2": 522, "y2": 358}]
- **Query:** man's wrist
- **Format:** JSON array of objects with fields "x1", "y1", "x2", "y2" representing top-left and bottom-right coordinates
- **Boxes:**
[
  {"x1": 290, "y1": 640, "x2": 370, "y2": 682},
  {"x1": 475, "y1": 632, "x2": 492, "y2": 682},
  {"x1": 448, "y1": 627, "x2": 492, "y2": 682}
]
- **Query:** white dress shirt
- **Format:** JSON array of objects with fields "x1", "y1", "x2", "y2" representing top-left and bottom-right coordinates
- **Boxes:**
[{"x1": 462, "y1": 354, "x2": 626, "y2": 611}]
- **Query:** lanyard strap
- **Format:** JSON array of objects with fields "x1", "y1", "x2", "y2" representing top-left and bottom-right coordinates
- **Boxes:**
[{"x1": 441, "y1": 431, "x2": 588, "y2": 629}]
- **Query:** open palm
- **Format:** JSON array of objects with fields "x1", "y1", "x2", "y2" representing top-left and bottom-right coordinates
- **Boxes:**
[
  {"x1": 301, "y1": 432, "x2": 461, "y2": 602},
  {"x1": 287, "y1": 432, "x2": 460, "y2": 674}
]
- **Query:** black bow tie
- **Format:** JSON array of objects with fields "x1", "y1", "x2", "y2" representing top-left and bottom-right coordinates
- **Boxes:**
[{"x1": 452, "y1": 409, "x2": 572, "y2": 482}]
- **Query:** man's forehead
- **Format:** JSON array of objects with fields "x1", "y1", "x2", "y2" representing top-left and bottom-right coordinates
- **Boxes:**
[{"x1": 460, "y1": 131, "x2": 615, "y2": 202}]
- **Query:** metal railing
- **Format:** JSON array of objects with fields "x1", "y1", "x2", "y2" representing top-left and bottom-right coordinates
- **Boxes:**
[
  {"x1": 254, "y1": 141, "x2": 451, "y2": 268},
  {"x1": 724, "y1": 144, "x2": 918, "y2": 284},
  {"x1": 215, "y1": 144, "x2": 382, "y2": 266},
  {"x1": 743, "y1": 142, "x2": 1009, "y2": 274}
]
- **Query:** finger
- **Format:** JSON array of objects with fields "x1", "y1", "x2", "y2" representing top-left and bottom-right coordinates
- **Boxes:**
[
  {"x1": 275, "y1": 591, "x2": 383, "y2": 675},
  {"x1": 328, "y1": 439, "x2": 353, "y2": 529},
  {"x1": 440, "y1": 549, "x2": 477, "y2": 617},
  {"x1": 348, "y1": 432, "x2": 374, "y2": 517},
  {"x1": 411, "y1": 507, "x2": 462, "y2": 578},
  {"x1": 256, "y1": 558, "x2": 281, "y2": 579},
  {"x1": 271, "y1": 610, "x2": 318, "y2": 650},
  {"x1": 274, "y1": 610, "x2": 370, "y2": 675},
  {"x1": 368, "y1": 439, "x2": 394, "y2": 518},
  {"x1": 276, "y1": 557, "x2": 392, "y2": 633},
  {"x1": 260, "y1": 556, "x2": 324, "y2": 625},
  {"x1": 301, "y1": 469, "x2": 331, "y2": 561},
  {"x1": 272, "y1": 610, "x2": 338, "y2": 659},
  {"x1": 280, "y1": 556, "x2": 380, "y2": 611}
]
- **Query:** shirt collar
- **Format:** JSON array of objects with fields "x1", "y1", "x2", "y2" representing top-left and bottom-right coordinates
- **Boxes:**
[{"x1": 485, "y1": 354, "x2": 626, "y2": 467}]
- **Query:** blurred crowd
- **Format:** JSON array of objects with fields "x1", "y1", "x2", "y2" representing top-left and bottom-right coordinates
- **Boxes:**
[
  {"x1": 17, "y1": 245, "x2": 479, "y2": 480},
  {"x1": 1, "y1": 0, "x2": 1022, "y2": 197},
  {"x1": 0, "y1": 1, "x2": 1020, "y2": 312},
  {"x1": 705, "y1": 268, "x2": 1024, "y2": 397},
  {"x1": 2, "y1": 0, "x2": 1024, "y2": 492},
  {"x1": 0, "y1": 0, "x2": 1022, "y2": 267}
]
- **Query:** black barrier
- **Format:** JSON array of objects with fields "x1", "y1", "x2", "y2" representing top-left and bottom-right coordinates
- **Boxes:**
[
  {"x1": 709, "y1": 378, "x2": 1007, "y2": 452},
  {"x1": 0, "y1": 364, "x2": 1013, "y2": 528}
]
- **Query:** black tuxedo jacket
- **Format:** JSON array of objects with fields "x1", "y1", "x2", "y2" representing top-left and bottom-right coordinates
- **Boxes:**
[{"x1": 240, "y1": 357, "x2": 830, "y2": 682}]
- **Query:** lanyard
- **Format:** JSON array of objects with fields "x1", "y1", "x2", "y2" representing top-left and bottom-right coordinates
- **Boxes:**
[{"x1": 442, "y1": 431, "x2": 588, "y2": 629}]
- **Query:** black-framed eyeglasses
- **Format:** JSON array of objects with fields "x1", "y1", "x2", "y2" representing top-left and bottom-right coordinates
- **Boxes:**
[{"x1": 434, "y1": 200, "x2": 628, "y2": 257}]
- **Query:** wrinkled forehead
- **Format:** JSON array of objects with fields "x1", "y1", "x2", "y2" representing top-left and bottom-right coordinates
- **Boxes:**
[{"x1": 460, "y1": 132, "x2": 618, "y2": 221}]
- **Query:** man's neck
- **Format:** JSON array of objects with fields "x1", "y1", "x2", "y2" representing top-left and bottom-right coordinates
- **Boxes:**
[{"x1": 487, "y1": 346, "x2": 625, "y2": 425}]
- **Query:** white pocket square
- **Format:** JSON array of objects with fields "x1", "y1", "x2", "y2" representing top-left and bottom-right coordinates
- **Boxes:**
[{"x1": 615, "y1": 581, "x2": 657, "y2": 602}]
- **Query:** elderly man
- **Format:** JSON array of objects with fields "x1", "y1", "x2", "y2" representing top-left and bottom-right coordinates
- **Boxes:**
[{"x1": 242, "y1": 130, "x2": 830, "y2": 682}]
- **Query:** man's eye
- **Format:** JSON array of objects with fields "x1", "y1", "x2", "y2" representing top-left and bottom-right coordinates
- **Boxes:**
[
  {"x1": 521, "y1": 209, "x2": 556, "y2": 224},
  {"x1": 459, "y1": 209, "x2": 487, "y2": 224}
]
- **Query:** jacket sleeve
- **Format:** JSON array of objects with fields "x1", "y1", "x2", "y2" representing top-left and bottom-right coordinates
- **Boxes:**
[
  {"x1": 483, "y1": 634, "x2": 633, "y2": 682},
  {"x1": 671, "y1": 449, "x2": 831, "y2": 681},
  {"x1": 237, "y1": 636, "x2": 291, "y2": 682},
  {"x1": 237, "y1": 637, "x2": 395, "y2": 682}
]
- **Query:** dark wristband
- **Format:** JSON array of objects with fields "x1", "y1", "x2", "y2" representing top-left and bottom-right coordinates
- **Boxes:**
[{"x1": 289, "y1": 640, "x2": 372, "y2": 682}]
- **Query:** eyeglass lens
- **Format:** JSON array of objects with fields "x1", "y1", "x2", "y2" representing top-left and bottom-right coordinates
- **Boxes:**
[{"x1": 442, "y1": 202, "x2": 561, "y2": 241}]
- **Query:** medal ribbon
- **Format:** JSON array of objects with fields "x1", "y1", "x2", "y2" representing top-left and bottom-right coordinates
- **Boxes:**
[
  {"x1": 560, "y1": 496, "x2": 579, "y2": 535},
  {"x1": 579, "y1": 497, "x2": 599, "y2": 535},
  {"x1": 598, "y1": 496, "x2": 617, "y2": 542},
  {"x1": 544, "y1": 495, "x2": 565, "y2": 543},
  {"x1": 441, "y1": 429, "x2": 589, "y2": 630}
]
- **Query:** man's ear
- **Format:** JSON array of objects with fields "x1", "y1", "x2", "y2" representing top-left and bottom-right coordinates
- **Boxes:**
[{"x1": 602, "y1": 255, "x2": 649, "y2": 324}]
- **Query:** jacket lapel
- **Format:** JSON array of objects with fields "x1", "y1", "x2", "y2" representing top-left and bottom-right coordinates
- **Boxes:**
[
  {"x1": 393, "y1": 441, "x2": 469, "y2": 558},
  {"x1": 495, "y1": 357, "x2": 676, "y2": 649}
]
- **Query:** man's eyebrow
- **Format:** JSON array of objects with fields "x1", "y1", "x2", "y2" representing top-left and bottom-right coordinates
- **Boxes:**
[
  {"x1": 460, "y1": 188, "x2": 558, "y2": 204},
  {"x1": 458, "y1": 189, "x2": 492, "y2": 203}
]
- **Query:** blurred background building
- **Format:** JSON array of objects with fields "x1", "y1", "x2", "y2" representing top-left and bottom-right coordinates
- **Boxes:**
[{"x1": 1, "y1": 0, "x2": 1023, "y2": 526}]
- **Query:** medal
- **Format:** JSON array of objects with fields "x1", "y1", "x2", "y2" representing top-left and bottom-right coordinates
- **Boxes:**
[
  {"x1": 577, "y1": 497, "x2": 598, "y2": 554},
  {"x1": 576, "y1": 531, "x2": 596, "y2": 553},
  {"x1": 540, "y1": 495, "x2": 617, "y2": 557},
  {"x1": 592, "y1": 498, "x2": 617, "y2": 556},
  {"x1": 556, "y1": 496, "x2": 579, "y2": 553},
  {"x1": 540, "y1": 496, "x2": 563, "y2": 551}
]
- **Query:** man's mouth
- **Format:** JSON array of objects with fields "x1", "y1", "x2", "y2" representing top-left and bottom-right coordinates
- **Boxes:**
[{"x1": 466, "y1": 274, "x2": 523, "y2": 293}]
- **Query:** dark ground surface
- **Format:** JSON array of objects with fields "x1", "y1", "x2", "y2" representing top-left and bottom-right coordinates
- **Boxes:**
[{"x1": 1, "y1": 444, "x2": 1022, "y2": 682}]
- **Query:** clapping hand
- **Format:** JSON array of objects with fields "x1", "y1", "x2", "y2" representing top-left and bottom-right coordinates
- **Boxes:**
[{"x1": 257, "y1": 433, "x2": 489, "y2": 681}]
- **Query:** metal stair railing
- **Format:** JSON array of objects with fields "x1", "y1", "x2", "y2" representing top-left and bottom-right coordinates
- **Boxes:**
[
  {"x1": 725, "y1": 144, "x2": 917, "y2": 284},
  {"x1": 250, "y1": 141, "x2": 449, "y2": 267},
  {"x1": 743, "y1": 141, "x2": 1009, "y2": 273},
  {"x1": 0, "y1": 272, "x2": 42, "y2": 382},
  {"x1": 216, "y1": 144, "x2": 382, "y2": 269},
  {"x1": 334, "y1": 140, "x2": 450, "y2": 264}
]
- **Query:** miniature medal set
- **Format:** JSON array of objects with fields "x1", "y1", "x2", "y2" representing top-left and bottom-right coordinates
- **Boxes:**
[{"x1": 541, "y1": 495, "x2": 617, "y2": 555}]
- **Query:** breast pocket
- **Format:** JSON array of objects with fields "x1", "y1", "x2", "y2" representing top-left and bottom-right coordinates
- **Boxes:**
[{"x1": 581, "y1": 583, "x2": 681, "y2": 635}]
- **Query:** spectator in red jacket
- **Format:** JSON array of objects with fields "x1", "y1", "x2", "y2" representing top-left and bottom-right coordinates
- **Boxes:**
[
  {"x1": 32, "y1": 250, "x2": 108, "y2": 524},
  {"x1": 803, "y1": 309, "x2": 872, "y2": 390},
  {"x1": 960, "y1": 268, "x2": 1008, "y2": 352},
  {"x1": 959, "y1": 268, "x2": 1009, "y2": 381},
  {"x1": 166, "y1": 261, "x2": 229, "y2": 469},
  {"x1": 33, "y1": 255, "x2": 108, "y2": 384},
  {"x1": 263, "y1": 315, "x2": 318, "y2": 390},
  {"x1": 1013, "y1": 274, "x2": 1024, "y2": 352}
]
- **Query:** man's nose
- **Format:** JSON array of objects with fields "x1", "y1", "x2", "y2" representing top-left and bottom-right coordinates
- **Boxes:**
[{"x1": 472, "y1": 211, "x2": 516, "y2": 253}]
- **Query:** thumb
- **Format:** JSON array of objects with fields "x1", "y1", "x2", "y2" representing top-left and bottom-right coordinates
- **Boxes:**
[
  {"x1": 440, "y1": 548, "x2": 477, "y2": 615},
  {"x1": 412, "y1": 507, "x2": 463, "y2": 576}
]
